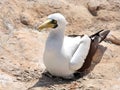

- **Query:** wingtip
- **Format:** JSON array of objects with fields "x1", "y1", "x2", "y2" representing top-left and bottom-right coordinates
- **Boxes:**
[
  {"x1": 89, "y1": 29, "x2": 104, "y2": 38},
  {"x1": 99, "y1": 30, "x2": 110, "y2": 42},
  {"x1": 90, "y1": 30, "x2": 110, "y2": 43}
]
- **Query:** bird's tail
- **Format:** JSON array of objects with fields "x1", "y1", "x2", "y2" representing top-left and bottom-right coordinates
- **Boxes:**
[
  {"x1": 89, "y1": 30, "x2": 110, "y2": 43},
  {"x1": 77, "y1": 30, "x2": 110, "y2": 73}
]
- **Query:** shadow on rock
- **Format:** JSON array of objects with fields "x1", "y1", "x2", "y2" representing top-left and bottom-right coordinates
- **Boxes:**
[
  {"x1": 28, "y1": 45, "x2": 107, "y2": 90},
  {"x1": 28, "y1": 73, "x2": 73, "y2": 90},
  {"x1": 78, "y1": 45, "x2": 107, "y2": 76}
]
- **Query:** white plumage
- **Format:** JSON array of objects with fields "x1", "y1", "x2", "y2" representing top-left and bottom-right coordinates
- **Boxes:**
[{"x1": 38, "y1": 13, "x2": 91, "y2": 79}]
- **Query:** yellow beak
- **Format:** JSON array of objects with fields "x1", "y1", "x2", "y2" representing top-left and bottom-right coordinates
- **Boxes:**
[{"x1": 38, "y1": 19, "x2": 55, "y2": 31}]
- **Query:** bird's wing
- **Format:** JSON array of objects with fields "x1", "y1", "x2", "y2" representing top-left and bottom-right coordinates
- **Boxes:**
[
  {"x1": 64, "y1": 30, "x2": 110, "y2": 72},
  {"x1": 64, "y1": 35, "x2": 91, "y2": 70},
  {"x1": 63, "y1": 35, "x2": 82, "y2": 59}
]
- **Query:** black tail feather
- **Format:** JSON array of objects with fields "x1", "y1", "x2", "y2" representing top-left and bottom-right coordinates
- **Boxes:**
[
  {"x1": 89, "y1": 30, "x2": 110, "y2": 43},
  {"x1": 89, "y1": 29, "x2": 104, "y2": 38},
  {"x1": 77, "y1": 30, "x2": 110, "y2": 73}
]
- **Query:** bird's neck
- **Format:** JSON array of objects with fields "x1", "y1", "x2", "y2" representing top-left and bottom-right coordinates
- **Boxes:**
[
  {"x1": 46, "y1": 27, "x2": 65, "y2": 50},
  {"x1": 49, "y1": 25, "x2": 65, "y2": 40},
  {"x1": 50, "y1": 28, "x2": 64, "y2": 39}
]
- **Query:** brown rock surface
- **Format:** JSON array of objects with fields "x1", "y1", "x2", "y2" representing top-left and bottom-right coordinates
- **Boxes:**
[{"x1": 0, "y1": 0, "x2": 120, "y2": 90}]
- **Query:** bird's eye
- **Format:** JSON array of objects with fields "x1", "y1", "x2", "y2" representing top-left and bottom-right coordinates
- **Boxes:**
[{"x1": 51, "y1": 19, "x2": 57, "y2": 24}]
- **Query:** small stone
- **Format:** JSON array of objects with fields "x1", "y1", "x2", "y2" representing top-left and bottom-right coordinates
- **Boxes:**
[
  {"x1": 16, "y1": 77, "x2": 22, "y2": 80},
  {"x1": 106, "y1": 34, "x2": 120, "y2": 45},
  {"x1": 20, "y1": 13, "x2": 31, "y2": 25},
  {"x1": 0, "y1": 56, "x2": 5, "y2": 59},
  {"x1": 87, "y1": 0, "x2": 100, "y2": 16}
]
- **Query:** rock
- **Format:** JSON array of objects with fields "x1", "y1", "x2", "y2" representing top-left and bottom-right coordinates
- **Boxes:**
[
  {"x1": 20, "y1": 13, "x2": 31, "y2": 26},
  {"x1": 0, "y1": 70, "x2": 26, "y2": 90},
  {"x1": 0, "y1": 0, "x2": 120, "y2": 90},
  {"x1": 87, "y1": 0, "x2": 100, "y2": 16},
  {"x1": 97, "y1": 10, "x2": 120, "y2": 21},
  {"x1": 87, "y1": 0, "x2": 109, "y2": 16},
  {"x1": 106, "y1": 31, "x2": 120, "y2": 45}
]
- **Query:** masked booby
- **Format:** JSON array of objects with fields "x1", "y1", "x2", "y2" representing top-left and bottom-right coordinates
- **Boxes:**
[{"x1": 38, "y1": 13, "x2": 110, "y2": 79}]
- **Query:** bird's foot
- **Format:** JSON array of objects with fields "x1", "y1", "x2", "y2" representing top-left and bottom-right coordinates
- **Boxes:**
[
  {"x1": 74, "y1": 71, "x2": 86, "y2": 79},
  {"x1": 43, "y1": 71, "x2": 55, "y2": 78},
  {"x1": 63, "y1": 74, "x2": 74, "y2": 80}
]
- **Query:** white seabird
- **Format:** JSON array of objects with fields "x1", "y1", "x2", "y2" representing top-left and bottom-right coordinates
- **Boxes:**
[{"x1": 38, "y1": 13, "x2": 110, "y2": 79}]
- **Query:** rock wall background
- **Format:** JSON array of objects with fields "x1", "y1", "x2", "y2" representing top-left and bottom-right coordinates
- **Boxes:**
[{"x1": 0, "y1": 0, "x2": 120, "y2": 90}]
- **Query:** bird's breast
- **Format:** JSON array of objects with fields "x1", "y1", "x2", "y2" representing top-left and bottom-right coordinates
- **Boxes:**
[{"x1": 43, "y1": 48, "x2": 74, "y2": 77}]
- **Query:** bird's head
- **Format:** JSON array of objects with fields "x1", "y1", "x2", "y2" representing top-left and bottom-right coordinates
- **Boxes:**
[{"x1": 38, "y1": 13, "x2": 67, "y2": 31}]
